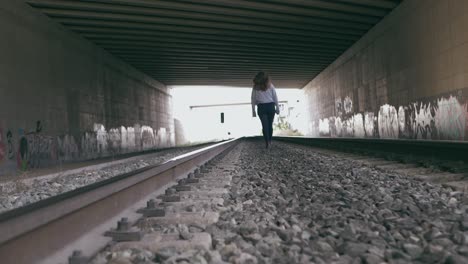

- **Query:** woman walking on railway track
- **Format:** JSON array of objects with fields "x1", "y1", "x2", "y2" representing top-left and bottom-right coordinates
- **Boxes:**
[{"x1": 251, "y1": 71, "x2": 280, "y2": 149}]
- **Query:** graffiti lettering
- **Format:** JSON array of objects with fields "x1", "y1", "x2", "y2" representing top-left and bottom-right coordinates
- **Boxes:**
[
  {"x1": 364, "y1": 112, "x2": 375, "y2": 137},
  {"x1": 398, "y1": 106, "x2": 406, "y2": 134},
  {"x1": 6, "y1": 130, "x2": 14, "y2": 159},
  {"x1": 378, "y1": 104, "x2": 399, "y2": 139},
  {"x1": 17, "y1": 129, "x2": 28, "y2": 170},
  {"x1": 409, "y1": 102, "x2": 435, "y2": 139},
  {"x1": 335, "y1": 99, "x2": 343, "y2": 116},
  {"x1": 0, "y1": 128, "x2": 5, "y2": 162},
  {"x1": 434, "y1": 96, "x2": 466, "y2": 140},
  {"x1": 353, "y1": 114, "x2": 365, "y2": 138},
  {"x1": 141, "y1": 125, "x2": 155, "y2": 150},
  {"x1": 334, "y1": 117, "x2": 342, "y2": 137},
  {"x1": 1, "y1": 121, "x2": 174, "y2": 171},
  {"x1": 344, "y1": 96, "x2": 353, "y2": 114},
  {"x1": 319, "y1": 118, "x2": 330, "y2": 136}
]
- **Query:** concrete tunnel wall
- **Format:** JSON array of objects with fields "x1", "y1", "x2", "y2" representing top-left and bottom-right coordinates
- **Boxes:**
[
  {"x1": 304, "y1": 0, "x2": 468, "y2": 141},
  {"x1": 0, "y1": 1, "x2": 175, "y2": 174}
]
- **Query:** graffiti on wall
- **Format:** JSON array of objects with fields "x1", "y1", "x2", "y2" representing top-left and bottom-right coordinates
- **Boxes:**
[
  {"x1": 408, "y1": 102, "x2": 435, "y2": 139},
  {"x1": 353, "y1": 113, "x2": 365, "y2": 138},
  {"x1": 364, "y1": 112, "x2": 376, "y2": 137},
  {"x1": 334, "y1": 96, "x2": 353, "y2": 116},
  {"x1": 344, "y1": 96, "x2": 353, "y2": 114},
  {"x1": 79, "y1": 123, "x2": 174, "y2": 159},
  {"x1": 6, "y1": 130, "x2": 14, "y2": 159},
  {"x1": 58, "y1": 135, "x2": 78, "y2": 162},
  {"x1": 1, "y1": 121, "x2": 175, "y2": 171},
  {"x1": 398, "y1": 106, "x2": 406, "y2": 136},
  {"x1": 157, "y1": 128, "x2": 169, "y2": 148},
  {"x1": 378, "y1": 104, "x2": 399, "y2": 139},
  {"x1": 315, "y1": 92, "x2": 468, "y2": 141},
  {"x1": 434, "y1": 96, "x2": 466, "y2": 140},
  {"x1": 335, "y1": 99, "x2": 343, "y2": 116},
  {"x1": 319, "y1": 118, "x2": 330, "y2": 136},
  {"x1": 17, "y1": 128, "x2": 28, "y2": 170},
  {"x1": 0, "y1": 128, "x2": 5, "y2": 163},
  {"x1": 81, "y1": 132, "x2": 97, "y2": 160},
  {"x1": 333, "y1": 117, "x2": 342, "y2": 137},
  {"x1": 14, "y1": 121, "x2": 59, "y2": 170},
  {"x1": 95, "y1": 123, "x2": 108, "y2": 154},
  {"x1": 141, "y1": 125, "x2": 156, "y2": 150}
]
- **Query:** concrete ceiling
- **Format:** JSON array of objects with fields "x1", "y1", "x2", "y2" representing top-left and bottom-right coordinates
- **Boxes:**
[{"x1": 27, "y1": 0, "x2": 402, "y2": 88}]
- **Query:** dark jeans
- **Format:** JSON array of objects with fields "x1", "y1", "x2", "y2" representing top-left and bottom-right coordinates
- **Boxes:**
[{"x1": 257, "y1": 102, "x2": 275, "y2": 145}]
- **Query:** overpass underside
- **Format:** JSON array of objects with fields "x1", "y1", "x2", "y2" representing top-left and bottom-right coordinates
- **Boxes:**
[{"x1": 1, "y1": 0, "x2": 468, "y2": 174}]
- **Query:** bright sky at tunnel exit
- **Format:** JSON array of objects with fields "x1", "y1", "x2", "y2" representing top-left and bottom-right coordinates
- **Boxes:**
[{"x1": 170, "y1": 86, "x2": 308, "y2": 144}]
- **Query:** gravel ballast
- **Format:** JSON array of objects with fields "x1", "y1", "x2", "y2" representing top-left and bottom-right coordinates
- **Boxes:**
[
  {"x1": 211, "y1": 141, "x2": 468, "y2": 263},
  {"x1": 0, "y1": 145, "x2": 213, "y2": 213},
  {"x1": 92, "y1": 140, "x2": 468, "y2": 263}
]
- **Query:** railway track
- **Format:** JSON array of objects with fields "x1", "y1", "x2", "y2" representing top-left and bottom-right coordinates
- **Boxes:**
[
  {"x1": 275, "y1": 136, "x2": 468, "y2": 191},
  {"x1": 0, "y1": 139, "x2": 238, "y2": 264},
  {"x1": 1, "y1": 137, "x2": 467, "y2": 263}
]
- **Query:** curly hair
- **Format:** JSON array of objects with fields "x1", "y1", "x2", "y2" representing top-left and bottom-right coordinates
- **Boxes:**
[{"x1": 253, "y1": 71, "x2": 270, "y2": 91}]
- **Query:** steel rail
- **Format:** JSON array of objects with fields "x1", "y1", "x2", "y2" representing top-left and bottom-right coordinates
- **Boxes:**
[
  {"x1": 274, "y1": 136, "x2": 468, "y2": 165},
  {"x1": 0, "y1": 138, "x2": 239, "y2": 264}
]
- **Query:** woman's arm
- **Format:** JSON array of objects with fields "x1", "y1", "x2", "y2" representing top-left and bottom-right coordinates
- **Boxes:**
[{"x1": 251, "y1": 88, "x2": 257, "y2": 117}]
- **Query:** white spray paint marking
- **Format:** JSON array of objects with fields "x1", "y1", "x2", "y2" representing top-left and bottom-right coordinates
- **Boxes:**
[
  {"x1": 120, "y1": 127, "x2": 128, "y2": 150},
  {"x1": 319, "y1": 118, "x2": 330, "y2": 136},
  {"x1": 410, "y1": 102, "x2": 434, "y2": 139},
  {"x1": 157, "y1": 127, "x2": 168, "y2": 148},
  {"x1": 141, "y1": 125, "x2": 155, "y2": 150},
  {"x1": 309, "y1": 121, "x2": 317, "y2": 137},
  {"x1": 398, "y1": 106, "x2": 406, "y2": 134},
  {"x1": 57, "y1": 135, "x2": 79, "y2": 161},
  {"x1": 108, "y1": 128, "x2": 121, "y2": 151},
  {"x1": 435, "y1": 96, "x2": 467, "y2": 140},
  {"x1": 344, "y1": 96, "x2": 353, "y2": 114},
  {"x1": 378, "y1": 104, "x2": 399, "y2": 139},
  {"x1": 364, "y1": 112, "x2": 375, "y2": 137},
  {"x1": 94, "y1": 123, "x2": 108, "y2": 153},
  {"x1": 335, "y1": 98, "x2": 343, "y2": 116},
  {"x1": 126, "y1": 127, "x2": 136, "y2": 150},
  {"x1": 335, "y1": 117, "x2": 343, "y2": 137},
  {"x1": 344, "y1": 118, "x2": 353, "y2": 136},
  {"x1": 81, "y1": 132, "x2": 97, "y2": 158},
  {"x1": 353, "y1": 113, "x2": 365, "y2": 138}
]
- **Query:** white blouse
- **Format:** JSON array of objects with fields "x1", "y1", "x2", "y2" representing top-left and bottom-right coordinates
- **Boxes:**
[{"x1": 251, "y1": 84, "x2": 279, "y2": 113}]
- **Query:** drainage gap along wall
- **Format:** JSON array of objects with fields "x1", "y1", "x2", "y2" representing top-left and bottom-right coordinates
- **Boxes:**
[
  {"x1": 0, "y1": 1, "x2": 174, "y2": 175},
  {"x1": 304, "y1": 0, "x2": 468, "y2": 141}
]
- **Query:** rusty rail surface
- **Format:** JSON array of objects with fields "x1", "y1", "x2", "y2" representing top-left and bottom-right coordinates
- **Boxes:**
[{"x1": 0, "y1": 138, "x2": 238, "y2": 264}]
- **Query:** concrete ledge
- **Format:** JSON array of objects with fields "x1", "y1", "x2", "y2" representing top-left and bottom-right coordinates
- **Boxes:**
[
  {"x1": 159, "y1": 198, "x2": 224, "y2": 208},
  {"x1": 179, "y1": 192, "x2": 225, "y2": 199},
  {"x1": 178, "y1": 189, "x2": 228, "y2": 195},
  {"x1": 138, "y1": 212, "x2": 219, "y2": 227},
  {"x1": 111, "y1": 232, "x2": 212, "y2": 252},
  {"x1": 414, "y1": 173, "x2": 467, "y2": 183},
  {"x1": 377, "y1": 163, "x2": 419, "y2": 170},
  {"x1": 187, "y1": 181, "x2": 231, "y2": 188},
  {"x1": 392, "y1": 167, "x2": 435, "y2": 176}
]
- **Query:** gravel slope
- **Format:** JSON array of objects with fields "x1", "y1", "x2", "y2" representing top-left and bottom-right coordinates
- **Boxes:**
[{"x1": 209, "y1": 140, "x2": 468, "y2": 263}]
